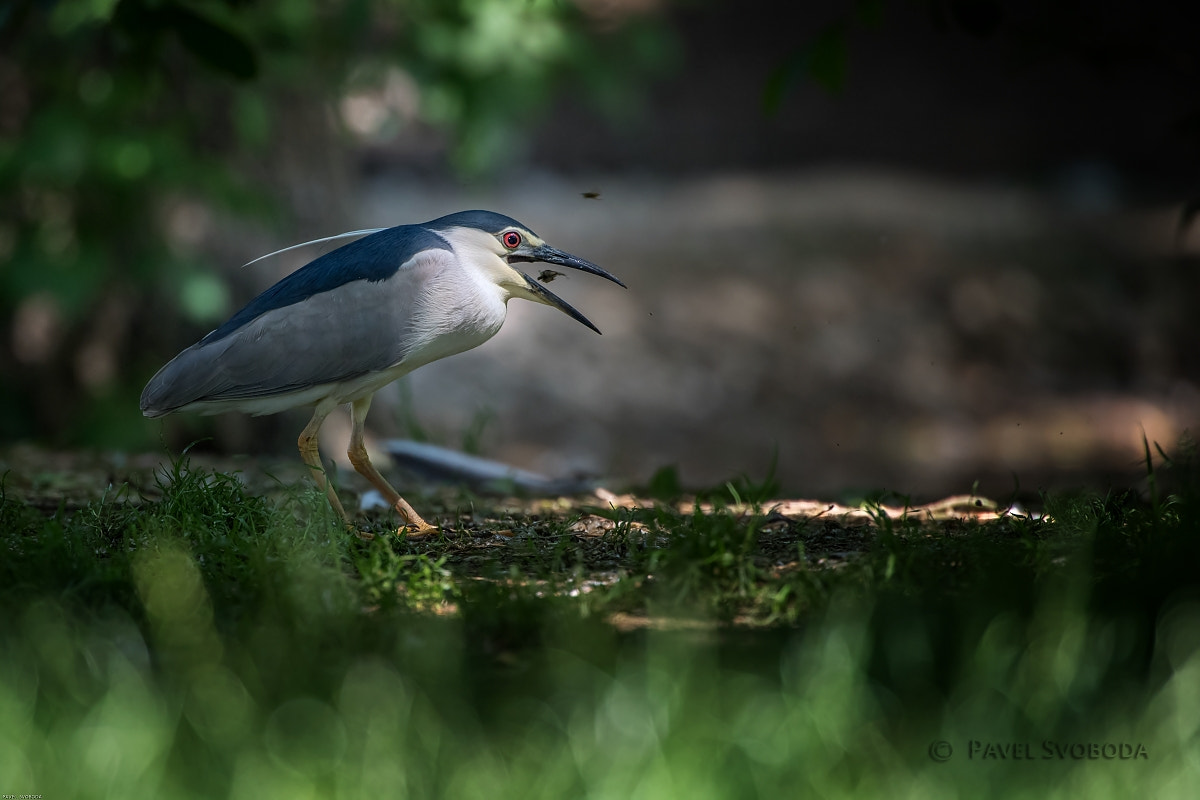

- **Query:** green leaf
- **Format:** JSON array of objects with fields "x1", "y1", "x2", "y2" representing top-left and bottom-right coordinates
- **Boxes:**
[
  {"x1": 762, "y1": 54, "x2": 800, "y2": 116},
  {"x1": 805, "y1": 25, "x2": 847, "y2": 93},
  {"x1": 234, "y1": 91, "x2": 270, "y2": 148},
  {"x1": 165, "y1": 2, "x2": 258, "y2": 80},
  {"x1": 762, "y1": 24, "x2": 848, "y2": 114},
  {"x1": 646, "y1": 465, "x2": 683, "y2": 501}
]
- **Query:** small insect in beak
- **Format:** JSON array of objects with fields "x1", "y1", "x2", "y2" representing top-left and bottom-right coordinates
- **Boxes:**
[{"x1": 537, "y1": 269, "x2": 564, "y2": 284}]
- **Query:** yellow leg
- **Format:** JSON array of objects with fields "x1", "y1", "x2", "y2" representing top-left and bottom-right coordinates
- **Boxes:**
[
  {"x1": 298, "y1": 406, "x2": 353, "y2": 526},
  {"x1": 348, "y1": 394, "x2": 437, "y2": 536}
]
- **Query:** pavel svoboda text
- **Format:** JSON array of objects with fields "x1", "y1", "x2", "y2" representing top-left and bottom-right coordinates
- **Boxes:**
[{"x1": 967, "y1": 741, "x2": 1148, "y2": 760}]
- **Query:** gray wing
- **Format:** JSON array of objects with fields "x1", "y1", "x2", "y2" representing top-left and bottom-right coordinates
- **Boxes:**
[{"x1": 141, "y1": 252, "x2": 450, "y2": 415}]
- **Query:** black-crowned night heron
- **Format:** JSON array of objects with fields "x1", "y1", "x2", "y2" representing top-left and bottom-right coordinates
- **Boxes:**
[{"x1": 140, "y1": 210, "x2": 624, "y2": 534}]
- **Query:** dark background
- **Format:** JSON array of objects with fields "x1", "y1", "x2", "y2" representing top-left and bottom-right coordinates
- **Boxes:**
[{"x1": 2, "y1": 0, "x2": 1198, "y2": 499}]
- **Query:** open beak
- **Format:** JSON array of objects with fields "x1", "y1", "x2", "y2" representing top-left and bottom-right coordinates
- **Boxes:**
[{"x1": 510, "y1": 244, "x2": 626, "y2": 334}]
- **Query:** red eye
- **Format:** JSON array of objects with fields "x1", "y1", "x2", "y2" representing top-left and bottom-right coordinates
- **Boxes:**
[{"x1": 503, "y1": 231, "x2": 522, "y2": 248}]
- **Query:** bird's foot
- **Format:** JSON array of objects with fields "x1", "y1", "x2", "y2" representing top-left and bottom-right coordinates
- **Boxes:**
[
  {"x1": 392, "y1": 496, "x2": 437, "y2": 537},
  {"x1": 343, "y1": 521, "x2": 376, "y2": 541},
  {"x1": 396, "y1": 519, "x2": 439, "y2": 538}
]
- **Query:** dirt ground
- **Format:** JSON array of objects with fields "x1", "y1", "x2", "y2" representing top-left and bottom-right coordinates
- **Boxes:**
[{"x1": 0, "y1": 440, "x2": 1029, "y2": 633}]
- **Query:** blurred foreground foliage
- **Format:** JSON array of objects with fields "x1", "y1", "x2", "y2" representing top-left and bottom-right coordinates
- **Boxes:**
[
  {"x1": 0, "y1": 444, "x2": 1198, "y2": 796},
  {"x1": 0, "y1": 0, "x2": 670, "y2": 446}
]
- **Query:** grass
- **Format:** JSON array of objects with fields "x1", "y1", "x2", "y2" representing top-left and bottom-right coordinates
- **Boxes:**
[{"x1": 1, "y1": 443, "x2": 1199, "y2": 798}]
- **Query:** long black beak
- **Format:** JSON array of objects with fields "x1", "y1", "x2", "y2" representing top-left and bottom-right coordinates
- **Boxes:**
[
  {"x1": 511, "y1": 244, "x2": 626, "y2": 288},
  {"x1": 511, "y1": 244, "x2": 626, "y2": 334}
]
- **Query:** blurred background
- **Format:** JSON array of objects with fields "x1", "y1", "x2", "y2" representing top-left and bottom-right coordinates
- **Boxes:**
[{"x1": 2, "y1": 0, "x2": 1199, "y2": 500}]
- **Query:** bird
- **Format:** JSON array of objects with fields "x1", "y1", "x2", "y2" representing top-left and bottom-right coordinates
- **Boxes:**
[{"x1": 140, "y1": 210, "x2": 625, "y2": 535}]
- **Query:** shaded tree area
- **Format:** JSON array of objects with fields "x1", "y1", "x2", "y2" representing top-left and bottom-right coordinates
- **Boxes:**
[
  {"x1": 533, "y1": 0, "x2": 1200, "y2": 189},
  {"x1": 0, "y1": 0, "x2": 667, "y2": 447}
]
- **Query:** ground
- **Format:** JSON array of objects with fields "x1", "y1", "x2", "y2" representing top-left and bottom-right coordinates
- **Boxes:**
[
  {"x1": 0, "y1": 443, "x2": 1197, "y2": 798},
  {"x1": 1, "y1": 442, "x2": 1026, "y2": 628}
]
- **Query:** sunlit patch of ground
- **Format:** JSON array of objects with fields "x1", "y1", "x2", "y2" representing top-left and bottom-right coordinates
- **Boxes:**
[{"x1": 2, "y1": 443, "x2": 1031, "y2": 606}]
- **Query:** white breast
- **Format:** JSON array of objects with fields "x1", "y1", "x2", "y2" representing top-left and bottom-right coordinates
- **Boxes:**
[{"x1": 400, "y1": 260, "x2": 509, "y2": 371}]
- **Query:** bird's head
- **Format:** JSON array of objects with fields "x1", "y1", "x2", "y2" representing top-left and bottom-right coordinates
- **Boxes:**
[{"x1": 426, "y1": 210, "x2": 626, "y2": 334}]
